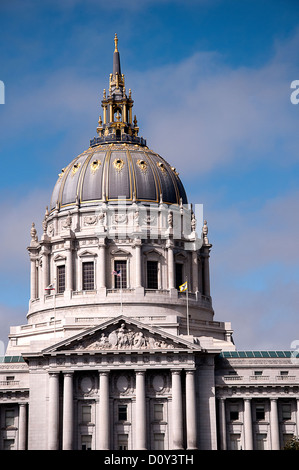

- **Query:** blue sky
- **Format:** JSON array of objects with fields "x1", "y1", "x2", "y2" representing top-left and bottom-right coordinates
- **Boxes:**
[{"x1": 0, "y1": 0, "x2": 298, "y2": 352}]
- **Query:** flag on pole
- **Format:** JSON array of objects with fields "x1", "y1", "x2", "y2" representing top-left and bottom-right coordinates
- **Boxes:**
[
  {"x1": 45, "y1": 283, "x2": 55, "y2": 291},
  {"x1": 179, "y1": 281, "x2": 188, "y2": 292},
  {"x1": 112, "y1": 269, "x2": 122, "y2": 277}
]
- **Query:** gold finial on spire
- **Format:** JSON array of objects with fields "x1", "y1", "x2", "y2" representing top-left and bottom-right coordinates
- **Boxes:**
[{"x1": 114, "y1": 33, "x2": 118, "y2": 52}]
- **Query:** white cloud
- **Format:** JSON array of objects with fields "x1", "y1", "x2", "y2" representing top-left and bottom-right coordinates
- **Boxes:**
[
  {"x1": 208, "y1": 189, "x2": 299, "y2": 349},
  {"x1": 128, "y1": 31, "x2": 299, "y2": 177}
]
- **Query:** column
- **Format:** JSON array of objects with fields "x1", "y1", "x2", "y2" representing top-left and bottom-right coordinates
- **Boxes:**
[
  {"x1": 63, "y1": 372, "x2": 74, "y2": 450},
  {"x1": 48, "y1": 372, "x2": 60, "y2": 450},
  {"x1": 270, "y1": 398, "x2": 280, "y2": 450},
  {"x1": 98, "y1": 371, "x2": 110, "y2": 450},
  {"x1": 296, "y1": 399, "x2": 299, "y2": 436},
  {"x1": 191, "y1": 251, "x2": 198, "y2": 293},
  {"x1": 135, "y1": 370, "x2": 147, "y2": 450},
  {"x1": 218, "y1": 398, "x2": 227, "y2": 450},
  {"x1": 98, "y1": 243, "x2": 106, "y2": 289},
  {"x1": 203, "y1": 249, "x2": 210, "y2": 296},
  {"x1": 197, "y1": 356, "x2": 217, "y2": 450},
  {"x1": 244, "y1": 398, "x2": 253, "y2": 450},
  {"x1": 30, "y1": 257, "x2": 37, "y2": 300},
  {"x1": 185, "y1": 370, "x2": 197, "y2": 449},
  {"x1": 167, "y1": 244, "x2": 175, "y2": 290},
  {"x1": 135, "y1": 242, "x2": 142, "y2": 288},
  {"x1": 122, "y1": 103, "x2": 127, "y2": 122},
  {"x1": 66, "y1": 249, "x2": 73, "y2": 292},
  {"x1": 198, "y1": 258, "x2": 203, "y2": 294},
  {"x1": 18, "y1": 403, "x2": 27, "y2": 450},
  {"x1": 42, "y1": 250, "x2": 49, "y2": 292},
  {"x1": 171, "y1": 370, "x2": 184, "y2": 449}
]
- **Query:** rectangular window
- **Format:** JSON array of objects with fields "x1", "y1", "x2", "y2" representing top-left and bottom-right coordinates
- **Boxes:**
[
  {"x1": 154, "y1": 403, "x2": 163, "y2": 421},
  {"x1": 118, "y1": 434, "x2": 128, "y2": 450},
  {"x1": 82, "y1": 405, "x2": 92, "y2": 423},
  {"x1": 82, "y1": 262, "x2": 94, "y2": 291},
  {"x1": 229, "y1": 405, "x2": 239, "y2": 421},
  {"x1": 118, "y1": 404, "x2": 127, "y2": 421},
  {"x1": 254, "y1": 370, "x2": 263, "y2": 376},
  {"x1": 256, "y1": 434, "x2": 267, "y2": 450},
  {"x1": 230, "y1": 434, "x2": 241, "y2": 450},
  {"x1": 147, "y1": 261, "x2": 158, "y2": 289},
  {"x1": 5, "y1": 409, "x2": 14, "y2": 427},
  {"x1": 3, "y1": 439, "x2": 15, "y2": 450},
  {"x1": 256, "y1": 405, "x2": 265, "y2": 421},
  {"x1": 282, "y1": 404, "x2": 292, "y2": 421},
  {"x1": 175, "y1": 263, "x2": 183, "y2": 290},
  {"x1": 57, "y1": 265, "x2": 65, "y2": 293},
  {"x1": 154, "y1": 433, "x2": 165, "y2": 450},
  {"x1": 114, "y1": 261, "x2": 127, "y2": 289},
  {"x1": 81, "y1": 435, "x2": 92, "y2": 451}
]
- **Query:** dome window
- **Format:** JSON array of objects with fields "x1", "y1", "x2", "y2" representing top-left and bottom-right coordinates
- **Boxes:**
[
  {"x1": 113, "y1": 158, "x2": 125, "y2": 172},
  {"x1": 90, "y1": 159, "x2": 102, "y2": 174},
  {"x1": 137, "y1": 159, "x2": 147, "y2": 173},
  {"x1": 71, "y1": 162, "x2": 81, "y2": 177},
  {"x1": 157, "y1": 162, "x2": 166, "y2": 173}
]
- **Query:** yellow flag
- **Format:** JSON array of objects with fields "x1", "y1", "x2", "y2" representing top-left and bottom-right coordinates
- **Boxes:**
[{"x1": 179, "y1": 281, "x2": 187, "y2": 292}]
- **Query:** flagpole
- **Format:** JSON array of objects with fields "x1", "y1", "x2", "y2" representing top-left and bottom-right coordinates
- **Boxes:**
[
  {"x1": 120, "y1": 272, "x2": 123, "y2": 313},
  {"x1": 186, "y1": 277, "x2": 189, "y2": 336}
]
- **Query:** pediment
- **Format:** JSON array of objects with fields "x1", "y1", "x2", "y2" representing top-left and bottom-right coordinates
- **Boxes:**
[
  {"x1": 143, "y1": 248, "x2": 162, "y2": 257},
  {"x1": 78, "y1": 250, "x2": 97, "y2": 257},
  {"x1": 111, "y1": 248, "x2": 131, "y2": 256},
  {"x1": 42, "y1": 316, "x2": 201, "y2": 354},
  {"x1": 53, "y1": 254, "x2": 66, "y2": 262}
]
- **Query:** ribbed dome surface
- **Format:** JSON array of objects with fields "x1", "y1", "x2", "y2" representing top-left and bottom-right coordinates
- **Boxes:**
[{"x1": 50, "y1": 142, "x2": 187, "y2": 211}]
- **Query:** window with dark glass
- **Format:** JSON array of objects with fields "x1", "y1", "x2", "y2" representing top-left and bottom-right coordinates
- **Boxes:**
[
  {"x1": 5, "y1": 409, "x2": 14, "y2": 428},
  {"x1": 82, "y1": 262, "x2": 94, "y2": 291},
  {"x1": 82, "y1": 405, "x2": 92, "y2": 423},
  {"x1": 230, "y1": 405, "x2": 239, "y2": 421},
  {"x1": 118, "y1": 404, "x2": 127, "y2": 421},
  {"x1": 57, "y1": 265, "x2": 65, "y2": 293},
  {"x1": 114, "y1": 260, "x2": 127, "y2": 289},
  {"x1": 154, "y1": 433, "x2": 164, "y2": 450},
  {"x1": 256, "y1": 405, "x2": 265, "y2": 421},
  {"x1": 147, "y1": 261, "x2": 158, "y2": 289},
  {"x1": 282, "y1": 404, "x2": 292, "y2": 421},
  {"x1": 175, "y1": 263, "x2": 183, "y2": 290},
  {"x1": 81, "y1": 435, "x2": 92, "y2": 451},
  {"x1": 118, "y1": 434, "x2": 128, "y2": 450},
  {"x1": 154, "y1": 403, "x2": 163, "y2": 421}
]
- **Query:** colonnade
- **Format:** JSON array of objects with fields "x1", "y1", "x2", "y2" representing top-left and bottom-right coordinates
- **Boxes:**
[
  {"x1": 47, "y1": 368, "x2": 198, "y2": 451},
  {"x1": 218, "y1": 397, "x2": 285, "y2": 450},
  {"x1": 29, "y1": 239, "x2": 211, "y2": 302}
]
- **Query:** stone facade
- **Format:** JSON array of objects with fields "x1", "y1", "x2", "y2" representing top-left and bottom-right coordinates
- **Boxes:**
[{"x1": 0, "y1": 36, "x2": 298, "y2": 451}]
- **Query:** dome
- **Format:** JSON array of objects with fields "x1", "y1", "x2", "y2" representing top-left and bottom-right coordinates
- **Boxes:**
[
  {"x1": 50, "y1": 34, "x2": 187, "y2": 212},
  {"x1": 50, "y1": 142, "x2": 187, "y2": 211}
]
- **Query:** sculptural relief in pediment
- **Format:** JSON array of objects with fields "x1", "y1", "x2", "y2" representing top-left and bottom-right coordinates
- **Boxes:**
[{"x1": 68, "y1": 322, "x2": 181, "y2": 352}]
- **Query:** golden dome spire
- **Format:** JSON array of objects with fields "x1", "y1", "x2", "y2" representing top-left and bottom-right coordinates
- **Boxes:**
[{"x1": 114, "y1": 33, "x2": 118, "y2": 52}]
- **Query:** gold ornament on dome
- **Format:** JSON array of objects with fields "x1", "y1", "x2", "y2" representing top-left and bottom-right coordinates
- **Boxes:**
[
  {"x1": 171, "y1": 166, "x2": 179, "y2": 177},
  {"x1": 90, "y1": 159, "x2": 102, "y2": 174},
  {"x1": 157, "y1": 161, "x2": 166, "y2": 173},
  {"x1": 71, "y1": 162, "x2": 81, "y2": 177},
  {"x1": 113, "y1": 158, "x2": 125, "y2": 172},
  {"x1": 136, "y1": 159, "x2": 147, "y2": 173},
  {"x1": 58, "y1": 168, "x2": 65, "y2": 179}
]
